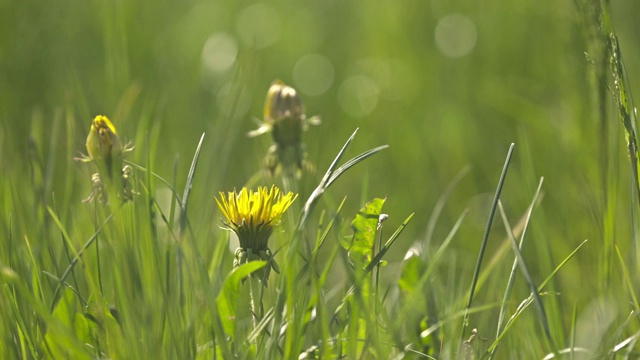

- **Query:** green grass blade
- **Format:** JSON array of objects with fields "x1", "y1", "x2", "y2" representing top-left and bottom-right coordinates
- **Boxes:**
[
  {"x1": 325, "y1": 144, "x2": 389, "y2": 188},
  {"x1": 486, "y1": 230, "x2": 587, "y2": 355},
  {"x1": 313, "y1": 197, "x2": 347, "y2": 257},
  {"x1": 569, "y1": 301, "x2": 578, "y2": 360},
  {"x1": 177, "y1": 132, "x2": 205, "y2": 308},
  {"x1": 366, "y1": 212, "x2": 414, "y2": 272},
  {"x1": 49, "y1": 211, "x2": 116, "y2": 311},
  {"x1": 298, "y1": 128, "x2": 360, "y2": 231},
  {"x1": 497, "y1": 200, "x2": 556, "y2": 353},
  {"x1": 179, "y1": 132, "x2": 206, "y2": 234},
  {"x1": 124, "y1": 159, "x2": 183, "y2": 207},
  {"x1": 614, "y1": 244, "x2": 640, "y2": 312},
  {"x1": 461, "y1": 143, "x2": 515, "y2": 341},
  {"x1": 297, "y1": 129, "x2": 387, "y2": 233},
  {"x1": 490, "y1": 177, "x2": 544, "y2": 359}
]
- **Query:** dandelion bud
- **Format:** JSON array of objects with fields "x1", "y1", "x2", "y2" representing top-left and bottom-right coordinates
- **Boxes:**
[
  {"x1": 80, "y1": 115, "x2": 136, "y2": 204},
  {"x1": 86, "y1": 115, "x2": 123, "y2": 164},
  {"x1": 249, "y1": 80, "x2": 320, "y2": 178},
  {"x1": 264, "y1": 80, "x2": 305, "y2": 146}
]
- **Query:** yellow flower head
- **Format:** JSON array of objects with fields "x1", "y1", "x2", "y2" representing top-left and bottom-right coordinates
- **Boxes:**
[
  {"x1": 215, "y1": 185, "x2": 297, "y2": 251},
  {"x1": 86, "y1": 115, "x2": 123, "y2": 163}
]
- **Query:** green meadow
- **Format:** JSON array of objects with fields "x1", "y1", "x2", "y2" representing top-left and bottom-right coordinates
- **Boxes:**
[{"x1": 2, "y1": 0, "x2": 640, "y2": 358}]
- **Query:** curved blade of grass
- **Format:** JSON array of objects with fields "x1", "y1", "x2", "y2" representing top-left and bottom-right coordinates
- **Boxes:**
[
  {"x1": 180, "y1": 132, "x2": 205, "y2": 235},
  {"x1": 366, "y1": 212, "x2": 414, "y2": 272},
  {"x1": 421, "y1": 302, "x2": 502, "y2": 340},
  {"x1": 298, "y1": 129, "x2": 388, "y2": 232},
  {"x1": 124, "y1": 159, "x2": 183, "y2": 207},
  {"x1": 272, "y1": 129, "x2": 387, "y2": 357},
  {"x1": 325, "y1": 144, "x2": 389, "y2": 188},
  {"x1": 177, "y1": 132, "x2": 205, "y2": 307},
  {"x1": 314, "y1": 197, "x2": 347, "y2": 257},
  {"x1": 613, "y1": 330, "x2": 640, "y2": 354},
  {"x1": 248, "y1": 307, "x2": 275, "y2": 344},
  {"x1": 293, "y1": 197, "x2": 347, "y2": 284},
  {"x1": 486, "y1": 239, "x2": 588, "y2": 354},
  {"x1": 614, "y1": 244, "x2": 640, "y2": 312},
  {"x1": 49, "y1": 210, "x2": 116, "y2": 311},
  {"x1": 4, "y1": 285, "x2": 38, "y2": 358},
  {"x1": 489, "y1": 177, "x2": 544, "y2": 359},
  {"x1": 460, "y1": 143, "x2": 514, "y2": 342},
  {"x1": 298, "y1": 128, "x2": 360, "y2": 232},
  {"x1": 541, "y1": 347, "x2": 591, "y2": 360},
  {"x1": 497, "y1": 200, "x2": 556, "y2": 354}
]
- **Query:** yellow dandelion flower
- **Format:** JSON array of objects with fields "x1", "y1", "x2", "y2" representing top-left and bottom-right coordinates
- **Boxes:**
[
  {"x1": 216, "y1": 185, "x2": 297, "y2": 251},
  {"x1": 216, "y1": 185, "x2": 297, "y2": 282}
]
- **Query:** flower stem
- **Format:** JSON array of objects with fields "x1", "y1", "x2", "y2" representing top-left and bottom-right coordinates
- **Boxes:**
[{"x1": 248, "y1": 274, "x2": 261, "y2": 334}]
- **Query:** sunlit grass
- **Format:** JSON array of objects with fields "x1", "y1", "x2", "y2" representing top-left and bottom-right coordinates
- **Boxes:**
[{"x1": 2, "y1": 0, "x2": 640, "y2": 359}]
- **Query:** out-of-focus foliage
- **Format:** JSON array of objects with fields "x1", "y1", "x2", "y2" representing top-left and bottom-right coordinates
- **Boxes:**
[{"x1": 1, "y1": 1, "x2": 640, "y2": 357}]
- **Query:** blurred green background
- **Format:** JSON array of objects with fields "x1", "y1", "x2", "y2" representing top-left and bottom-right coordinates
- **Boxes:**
[{"x1": 2, "y1": 0, "x2": 640, "y2": 315}]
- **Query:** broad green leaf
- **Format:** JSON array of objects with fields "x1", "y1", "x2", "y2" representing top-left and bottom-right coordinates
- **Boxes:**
[
  {"x1": 216, "y1": 261, "x2": 266, "y2": 338},
  {"x1": 344, "y1": 198, "x2": 386, "y2": 268}
]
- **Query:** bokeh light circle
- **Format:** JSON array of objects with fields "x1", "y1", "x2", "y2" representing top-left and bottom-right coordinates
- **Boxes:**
[
  {"x1": 293, "y1": 54, "x2": 335, "y2": 96},
  {"x1": 201, "y1": 33, "x2": 238, "y2": 73},
  {"x1": 338, "y1": 75, "x2": 379, "y2": 118},
  {"x1": 434, "y1": 14, "x2": 477, "y2": 58}
]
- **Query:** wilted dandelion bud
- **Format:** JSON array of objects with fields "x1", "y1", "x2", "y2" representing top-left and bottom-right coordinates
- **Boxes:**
[
  {"x1": 249, "y1": 80, "x2": 320, "y2": 178},
  {"x1": 264, "y1": 80, "x2": 305, "y2": 146}
]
